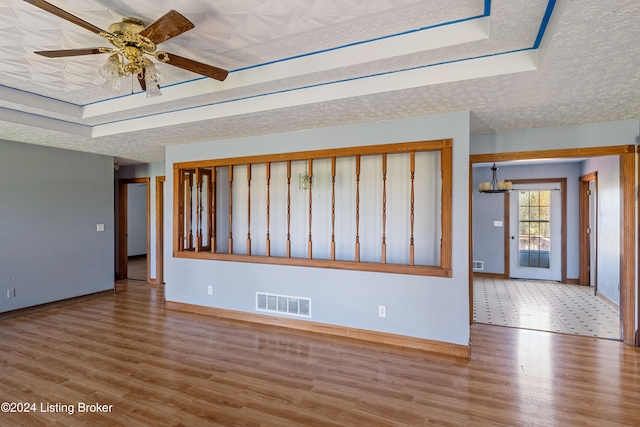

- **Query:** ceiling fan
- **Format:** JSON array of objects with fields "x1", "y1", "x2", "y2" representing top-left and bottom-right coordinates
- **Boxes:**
[{"x1": 23, "y1": 0, "x2": 229, "y2": 97}]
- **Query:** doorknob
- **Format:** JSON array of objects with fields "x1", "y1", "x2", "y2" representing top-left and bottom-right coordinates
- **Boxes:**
[{"x1": 511, "y1": 236, "x2": 515, "y2": 239}]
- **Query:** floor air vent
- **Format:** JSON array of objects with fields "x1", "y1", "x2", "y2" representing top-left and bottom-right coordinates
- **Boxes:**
[
  {"x1": 473, "y1": 260, "x2": 484, "y2": 271},
  {"x1": 256, "y1": 292, "x2": 311, "y2": 318}
]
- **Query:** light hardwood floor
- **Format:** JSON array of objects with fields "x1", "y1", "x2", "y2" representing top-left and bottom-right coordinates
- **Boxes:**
[
  {"x1": 126, "y1": 256, "x2": 147, "y2": 282},
  {"x1": 0, "y1": 280, "x2": 638, "y2": 426}
]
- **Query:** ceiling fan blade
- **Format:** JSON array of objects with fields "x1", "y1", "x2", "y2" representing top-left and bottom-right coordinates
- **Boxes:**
[
  {"x1": 23, "y1": 0, "x2": 110, "y2": 35},
  {"x1": 161, "y1": 52, "x2": 228, "y2": 81},
  {"x1": 34, "y1": 48, "x2": 111, "y2": 58},
  {"x1": 138, "y1": 69, "x2": 147, "y2": 92},
  {"x1": 139, "y1": 10, "x2": 194, "y2": 45}
]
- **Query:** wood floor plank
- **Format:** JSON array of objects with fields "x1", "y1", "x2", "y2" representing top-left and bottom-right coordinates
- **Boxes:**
[{"x1": 0, "y1": 280, "x2": 639, "y2": 426}]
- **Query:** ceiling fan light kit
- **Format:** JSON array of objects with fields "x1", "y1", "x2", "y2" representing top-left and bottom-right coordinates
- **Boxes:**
[
  {"x1": 97, "y1": 54, "x2": 123, "y2": 92},
  {"x1": 24, "y1": 0, "x2": 228, "y2": 97},
  {"x1": 142, "y1": 62, "x2": 163, "y2": 98}
]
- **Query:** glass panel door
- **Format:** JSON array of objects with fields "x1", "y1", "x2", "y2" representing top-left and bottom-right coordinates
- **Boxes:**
[
  {"x1": 518, "y1": 190, "x2": 551, "y2": 268},
  {"x1": 509, "y1": 183, "x2": 561, "y2": 281}
]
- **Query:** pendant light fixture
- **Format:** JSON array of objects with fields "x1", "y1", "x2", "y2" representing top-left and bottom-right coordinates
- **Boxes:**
[{"x1": 478, "y1": 163, "x2": 512, "y2": 193}]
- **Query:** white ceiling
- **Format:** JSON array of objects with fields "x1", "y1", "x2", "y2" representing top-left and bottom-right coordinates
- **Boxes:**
[{"x1": 0, "y1": 0, "x2": 638, "y2": 164}]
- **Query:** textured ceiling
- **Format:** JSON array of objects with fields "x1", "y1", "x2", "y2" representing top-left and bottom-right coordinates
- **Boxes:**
[{"x1": 0, "y1": 0, "x2": 638, "y2": 164}]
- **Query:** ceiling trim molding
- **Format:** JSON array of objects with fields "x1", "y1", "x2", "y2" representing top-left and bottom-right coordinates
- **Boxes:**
[
  {"x1": 0, "y1": 85, "x2": 82, "y2": 118},
  {"x1": 82, "y1": 16, "x2": 492, "y2": 119},
  {"x1": 0, "y1": 107, "x2": 90, "y2": 137},
  {"x1": 91, "y1": 49, "x2": 538, "y2": 138},
  {"x1": 534, "y1": 0, "x2": 557, "y2": 48}
]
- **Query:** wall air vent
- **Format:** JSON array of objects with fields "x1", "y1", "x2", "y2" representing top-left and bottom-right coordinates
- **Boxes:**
[
  {"x1": 472, "y1": 261, "x2": 484, "y2": 271},
  {"x1": 256, "y1": 292, "x2": 311, "y2": 318}
]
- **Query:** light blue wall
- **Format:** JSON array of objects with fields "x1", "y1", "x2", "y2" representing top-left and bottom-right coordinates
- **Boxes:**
[
  {"x1": 165, "y1": 111, "x2": 471, "y2": 346},
  {"x1": 581, "y1": 156, "x2": 620, "y2": 304},
  {"x1": 472, "y1": 162, "x2": 581, "y2": 277},
  {"x1": 470, "y1": 119, "x2": 639, "y2": 154},
  {"x1": 0, "y1": 139, "x2": 114, "y2": 312}
]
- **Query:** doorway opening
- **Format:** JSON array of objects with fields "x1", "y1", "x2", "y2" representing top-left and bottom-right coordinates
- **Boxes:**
[
  {"x1": 470, "y1": 147, "x2": 635, "y2": 345},
  {"x1": 475, "y1": 173, "x2": 618, "y2": 339},
  {"x1": 579, "y1": 172, "x2": 597, "y2": 291},
  {"x1": 117, "y1": 178, "x2": 150, "y2": 282}
]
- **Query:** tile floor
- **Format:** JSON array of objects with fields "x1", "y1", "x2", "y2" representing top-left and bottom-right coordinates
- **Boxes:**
[{"x1": 473, "y1": 277, "x2": 620, "y2": 340}]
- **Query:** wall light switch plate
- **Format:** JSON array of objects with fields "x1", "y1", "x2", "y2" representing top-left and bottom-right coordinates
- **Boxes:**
[
  {"x1": 97, "y1": 224, "x2": 105, "y2": 232},
  {"x1": 494, "y1": 221, "x2": 503, "y2": 227}
]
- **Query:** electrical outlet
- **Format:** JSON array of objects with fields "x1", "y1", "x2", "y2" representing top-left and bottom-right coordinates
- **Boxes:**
[
  {"x1": 378, "y1": 305, "x2": 387, "y2": 317},
  {"x1": 7, "y1": 288, "x2": 15, "y2": 298},
  {"x1": 207, "y1": 285, "x2": 213, "y2": 295}
]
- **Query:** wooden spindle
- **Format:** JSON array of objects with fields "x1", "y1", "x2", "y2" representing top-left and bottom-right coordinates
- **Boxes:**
[
  {"x1": 202, "y1": 169, "x2": 212, "y2": 252},
  {"x1": 331, "y1": 157, "x2": 336, "y2": 261},
  {"x1": 382, "y1": 154, "x2": 387, "y2": 264},
  {"x1": 355, "y1": 155, "x2": 361, "y2": 263},
  {"x1": 286, "y1": 161, "x2": 291, "y2": 258},
  {"x1": 187, "y1": 171, "x2": 194, "y2": 250},
  {"x1": 211, "y1": 167, "x2": 216, "y2": 253},
  {"x1": 196, "y1": 169, "x2": 203, "y2": 252},
  {"x1": 307, "y1": 159, "x2": 313, "y2": 260},
  {"x1": 266, "y1": 162, "x2": 271, "y2": 257},
  {"x1": 410, "y1": 151, "x2": 415, "y2": 266},
  {"x1": 247, "y1": 163, "x2": 252, "y2": 256},
  {"x1": 177, "y1": 169, "x2": 185, "y2": 251},
  {"x1": 228, "y1": 165, "x2": 233, "y2": 254}
]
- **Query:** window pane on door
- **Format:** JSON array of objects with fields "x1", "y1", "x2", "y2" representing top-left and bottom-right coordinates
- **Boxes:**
[{"x1": 518, "y1": 190, "x2": 551, "y2": 268}]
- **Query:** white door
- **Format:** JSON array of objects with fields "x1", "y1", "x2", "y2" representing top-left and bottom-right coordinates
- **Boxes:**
[{"x1": 509, "y1": 183, "x2": 562, "y2": 281}]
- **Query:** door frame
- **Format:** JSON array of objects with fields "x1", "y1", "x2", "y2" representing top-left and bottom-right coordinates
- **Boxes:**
[
  {"x1": 579, "y1": 172, "x2": 597, "y2": 288},
  {"x1": 505, "y1": 178, "x2": 567, "y2": 283},
  {"x1": 117, "y1": 177, "x2": 150, "y2": 281},
  {"x1": 155, "y1": 176, "x2": 166, "y2": 285},
  {"x1": 470, "y1": 145, "x2": 636, "y2": 345}
]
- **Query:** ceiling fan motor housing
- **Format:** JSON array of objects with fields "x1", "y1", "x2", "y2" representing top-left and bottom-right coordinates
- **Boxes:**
[
  {"x1": 103, "y1": 18, "x2": 157, "y2": 56},
  {"x1": 108, "y1": 18, "x2": 145, "y2": 35}
]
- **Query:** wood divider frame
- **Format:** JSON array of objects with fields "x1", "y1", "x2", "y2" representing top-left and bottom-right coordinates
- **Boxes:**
[{"x1": 173, "y1": 139, "x2": 453, "y2": 278}]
